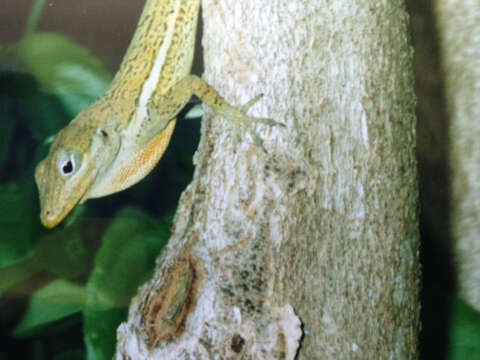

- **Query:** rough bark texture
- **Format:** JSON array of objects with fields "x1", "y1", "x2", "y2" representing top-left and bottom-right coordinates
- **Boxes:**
[
  {"x1": 434, "y1": 0, "x2": 480, "y2": 311},
  {"x1": 115, "y1": 0, "x2": 420, "y2": 358}
]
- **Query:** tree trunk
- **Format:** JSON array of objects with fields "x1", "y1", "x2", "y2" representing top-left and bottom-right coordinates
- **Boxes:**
[
  {"x1": 433, "y1": 0, "x2": 480, "y2": 311},
  {"x1": 115, "y1": 0, "x2": 420, "y2": 358}
]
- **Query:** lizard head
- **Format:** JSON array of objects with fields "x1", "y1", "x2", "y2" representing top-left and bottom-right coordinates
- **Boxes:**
[{"x1": 35, "y1": 120, "x2": 120, "y2": 228}]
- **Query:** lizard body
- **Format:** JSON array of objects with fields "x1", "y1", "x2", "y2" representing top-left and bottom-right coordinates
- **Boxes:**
[{"x1": 35, "y1": 0, "x2": 276, "y2": 228}]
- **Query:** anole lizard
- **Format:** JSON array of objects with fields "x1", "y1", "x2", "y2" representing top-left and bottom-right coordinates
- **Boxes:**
[{"x1": 35, "y1": 0, "x2": 279, "y2": 228}]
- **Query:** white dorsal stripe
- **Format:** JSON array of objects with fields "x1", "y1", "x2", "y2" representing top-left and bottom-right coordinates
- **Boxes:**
[{"x1": 134, "y1": 0, "x2": 182, "y2": 132}]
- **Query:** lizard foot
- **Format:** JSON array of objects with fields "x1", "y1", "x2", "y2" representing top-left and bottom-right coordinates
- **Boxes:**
[{"x1": 223, "y1": 93, "x2": 285, "y2": 151}]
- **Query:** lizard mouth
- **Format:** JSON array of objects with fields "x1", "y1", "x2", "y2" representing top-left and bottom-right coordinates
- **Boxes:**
[
  {"x1": 39, "y1": 186, "x2": 88, "y2": 228},
  {"x1": 40, "y1": 209, "x2": 63, "y2": 228},
  {"x1": 40, "y1": 201, "x2": 77, "y2": 228}
]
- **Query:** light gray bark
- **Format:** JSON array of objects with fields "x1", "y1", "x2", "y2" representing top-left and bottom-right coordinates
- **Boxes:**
[
  {"x1": 116, "y1": 0, "x2": 420, "y2": 358},
  {"x1": 434, "y1": 0, "x2": 480, "y2": 310}
]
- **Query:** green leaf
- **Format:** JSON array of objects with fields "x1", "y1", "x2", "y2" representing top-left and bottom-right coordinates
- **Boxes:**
[
  {"x1": 13, "y1": 279, "x2": 87, "y2": 338},
  {"x1": 34, "y1": 223, "x2": 89, "y2": 279},
  {"x1": 0, "y1": 69, "x2": 69, "y2": 143},
  {"x1": 84, "y1": 207, "x2": 170, "y2": 360},
  {"x1": 449, "y1": 296, "x2": 480, "y2": 359},
  {"x1": 21, "y1": 91, "x2": 70, "y2": 142},
  {"x1": 0, "y1": 184, "x2": 36, "y2": 267},
  {"x1": 14, "y1": 32, "x2": 112, "y2": 117}
]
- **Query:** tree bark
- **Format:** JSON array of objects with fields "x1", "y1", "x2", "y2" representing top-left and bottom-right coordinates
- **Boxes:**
[
  {"x1": 433, "y1": 0, "x2": 480, "y2": 311},
  {"x1": 115, "y1": 0, "x2": 420, "y2": 358}
]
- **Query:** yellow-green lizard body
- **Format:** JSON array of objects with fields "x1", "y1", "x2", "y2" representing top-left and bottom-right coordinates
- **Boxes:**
[{"x1": 35, "y1": 0, "x2": 277, "y2": 228}]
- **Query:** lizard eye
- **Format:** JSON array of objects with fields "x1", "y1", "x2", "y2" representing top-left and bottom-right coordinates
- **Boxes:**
[{"x1": 57, "y1": 151, "x2": 81, "y2": 178}]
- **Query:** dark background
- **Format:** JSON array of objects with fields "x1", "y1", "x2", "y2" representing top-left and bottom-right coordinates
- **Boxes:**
[{"x1": 0, "y1": 0, "x2": 203, "y2": 74}]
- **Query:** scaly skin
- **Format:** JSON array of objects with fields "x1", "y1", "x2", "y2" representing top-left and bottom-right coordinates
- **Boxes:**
[{"x1": 35, "y1": 0, "x2": 279, "y2": 228}]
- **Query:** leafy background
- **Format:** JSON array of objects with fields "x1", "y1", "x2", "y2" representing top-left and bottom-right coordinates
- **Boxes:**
[
  {"x1": 0, "y1": 1, "x2": 480, "y2": 360},
  {"x1": 0, "y1": 1, "x2": 200, "y2": 359}
]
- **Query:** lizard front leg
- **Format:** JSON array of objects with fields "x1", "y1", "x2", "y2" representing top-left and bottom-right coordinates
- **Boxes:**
[{"x1": 148, "y1": 75, "x2": 284, "y2": 149}]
